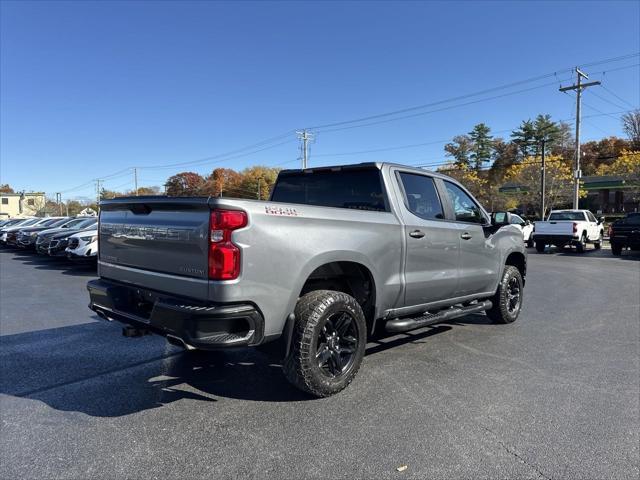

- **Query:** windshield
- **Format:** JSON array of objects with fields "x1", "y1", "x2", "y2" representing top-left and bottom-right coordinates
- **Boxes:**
[
  {"x1": 44, "y1": 218, "x2": 69, "y2": 227},
  {"x1": 548, "y1": 211, "x2": 586, "y2": 221},
  {"x1": 16, "y1": 218, "x2": 40, "y2": 227},
  {"x1": 76, "y1": 218, "x2": 97, "y2": 228},
  {"x1": 62, "y1": 218, "x2": 88, "y2": 228}
]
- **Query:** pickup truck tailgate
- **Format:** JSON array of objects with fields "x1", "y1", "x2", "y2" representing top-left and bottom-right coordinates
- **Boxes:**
[
  {"x1": 99, "y1": 198, "x2": 210, "y2": 298},
  {"x1": 534, "y1": 221, "x2": 574, "y2": 235}
]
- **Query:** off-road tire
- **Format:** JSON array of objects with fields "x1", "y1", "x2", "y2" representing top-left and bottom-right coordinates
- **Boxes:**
[
  {"x1": 283, "y1": 290, "x2": 366, "y2": 397},
  {"x1": 611, "y1": 243, "x2": 623, "y2": 256},
  {"x1": 535, "y1": 242, "x2": 545, "y2": 253},
  {"x1": 575, "y1": 233, "x2": 587, "y2": 253},
  {"x1": 486, "y1": 265, "x2": 523, "y2": 324}
]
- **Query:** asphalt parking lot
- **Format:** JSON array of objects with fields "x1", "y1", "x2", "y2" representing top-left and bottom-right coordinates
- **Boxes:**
[{"x1": 1, "y1": 247, "x2": 638, "y2": 479}]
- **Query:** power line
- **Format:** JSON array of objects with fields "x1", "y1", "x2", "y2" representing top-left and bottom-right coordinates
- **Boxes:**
[
  {"x1": 599, "y1": 84, "x2": 637, "y2": 110},
  {"x1": 305, "y1": 53, "x2": 639, "y2": 131},
  {"x1": 53, "y1": 54, "x2": 639, "y2": 195},
  {"x1": 314, "y1": 79, "x2": 574, "y2": 133},
  {"x1": 588, "y1": 89, "x2": 628, "y2": 111}
]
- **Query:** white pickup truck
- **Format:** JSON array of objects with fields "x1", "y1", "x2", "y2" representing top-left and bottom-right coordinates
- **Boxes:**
[{"x1": 533, "y1": 209, "x2": 604, "y2": 253}]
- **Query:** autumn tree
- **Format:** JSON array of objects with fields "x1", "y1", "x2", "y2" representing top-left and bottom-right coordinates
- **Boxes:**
[
  {"x1": 0, "y1": 184, "x2": 14, "y2": 194},
  {"x1": 201, "y1": 168, "x2": 243, "y2": 197},
  {"x1": 127, "y1": 186, "x2": 161, "y2": 196},
  {"x1": 488, "y1": 139, "x2": 518, "y2": 184},
  {"x1": 579, "y1": 137, "x2": 632, "y2": 174},
  {"x1": 235, "y1": 166, "x2": 280, "y2": 200},
  {"x1": 444, "y1": 135, "x2": 473, "y2": 168},
  {"x1": 165, "y1": 172, "x2": 205, "y2": 196},
  {"x1": 504, "y1": 155, "x2": 579, "y2": 218},
  {"x1": 99, "y1": 188, "x2": 123, "y2": 200}
]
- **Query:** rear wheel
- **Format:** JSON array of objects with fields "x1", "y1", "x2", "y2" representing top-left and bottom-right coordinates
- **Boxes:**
[
  {"x1": 535, "y1": 242, "x2": 545, "y2": 253},
  {"x1": 526, "y1": 237, "x2": 534, "y2": 248},
  {"x1": 487, "y1": 265, "x2": 523, "y2": 324},
  {"x1": 575, "y1": 233, "x2": 587, "y2": 253},
  {"x1": 611, "y1": 243, "x2": 623, "y2": 256},
  {"x1": 284, "y1": 290, "x2": 366, "y2": 397}
]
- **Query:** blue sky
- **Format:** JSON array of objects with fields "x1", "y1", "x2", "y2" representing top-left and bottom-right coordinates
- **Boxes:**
[{"x1": 1, "y1": 0, "x2": 639, "y2": 201}]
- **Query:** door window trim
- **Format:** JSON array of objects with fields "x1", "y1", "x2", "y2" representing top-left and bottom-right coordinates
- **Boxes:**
[
  {"x1": 438, "y1": 179, "x2": 491, "y2": 226},
  {"x1": 393, "y1": 169, "x2": 449, "y2": 224}
]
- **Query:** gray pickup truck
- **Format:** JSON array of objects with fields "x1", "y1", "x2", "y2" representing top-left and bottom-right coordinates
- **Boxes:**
[{"x1": 87, "y1": 162, "x2": 526, "y2": 397}]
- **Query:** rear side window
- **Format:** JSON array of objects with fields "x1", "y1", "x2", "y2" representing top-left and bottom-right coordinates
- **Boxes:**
[
  {"x1": 443, "y1": 181, "x2": 486, "y2": 224},
  {"x1": 398, "y1": 173, "x2": 444, "y2": 220},
  {"x1": 271, "y1": 168, "x2": 388, "y2": 211}
]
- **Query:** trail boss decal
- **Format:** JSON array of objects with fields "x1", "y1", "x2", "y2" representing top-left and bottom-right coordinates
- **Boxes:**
[{"x1": 264, "y1": 206, "x2": 300, "y2": 216}]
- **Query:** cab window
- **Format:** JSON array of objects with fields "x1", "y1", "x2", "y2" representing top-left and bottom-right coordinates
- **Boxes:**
[
  {"x1": 443, "y1": 181, "x2": 486, "y2": 224},
  {"x1": 398, "y1": 173, "x2": 444, "y2": 220},
  {"x1": 510, "y1": 214, "x2": 525, "y2": 225}
]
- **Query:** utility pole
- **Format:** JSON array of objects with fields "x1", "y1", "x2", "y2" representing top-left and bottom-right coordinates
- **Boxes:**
[
  {"x1": 296, "y1": 130, "x2": 314, "y2": 169},
  {"x1": 133, "y1": 168, "x2": 138, "y2": 196},
  {"x1": 559, "y1": 68, "x2": 600, "y2": 209},
  {"x1": 55, "y1": 192, "x2": 62, "y2": 215},
  {"x1": 257, "y1": 178, "x2": 262, "y2": 200},
  {"x1": 95, "y1": 179, "x2": 102, "y2": 207},
  {"x1": 540, "y1": 139, "x2": 546, "y2": 221}
]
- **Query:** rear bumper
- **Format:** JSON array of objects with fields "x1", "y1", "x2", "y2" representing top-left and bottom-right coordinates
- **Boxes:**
[
  {"x1": 611, "y1": 234, "x2": 640, "y2": 250},
  {"x1": 533, "y1": 234, "x2": 576, "y2": 245},
  {"x1": 87, "y1": 278, "x2": 264, "y2": 350}
]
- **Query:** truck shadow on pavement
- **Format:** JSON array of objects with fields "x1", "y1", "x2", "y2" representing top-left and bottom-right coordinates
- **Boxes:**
[
  {"x1": 0, "y1": 316, "x2": 490, "y2": 416},
  {"x1": 9, "y1": 249, "x2": 97, "y2": 276}
]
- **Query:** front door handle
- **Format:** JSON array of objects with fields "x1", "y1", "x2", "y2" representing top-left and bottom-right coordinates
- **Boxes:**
[
  {"x1": 460, "y1": 232, "x2": 472, "y2": 240},
  {"x1": 409, "y1": 230, "x2": 425, "y2": 239}
]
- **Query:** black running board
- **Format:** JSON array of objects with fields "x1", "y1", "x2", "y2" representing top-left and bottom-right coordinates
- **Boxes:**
[{"x1": 385, "y1": 300, "x2": 493, "y2": 333}]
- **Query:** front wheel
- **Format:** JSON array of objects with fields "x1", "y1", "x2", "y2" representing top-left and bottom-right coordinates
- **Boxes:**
[
  {"x1": 535, "y1": 242, "x2": 545, "y2": 253},
  {"x1": 284, "y1": 290, "x2": 366, "y2": 397},
  {"x1": 611, "y1": 243, "x2": 623, "y2": 256},
  {"x1": 486, "y1": 265, "x2": 523, "y2": 324},
  {"x1": 594, "y1": 231, "x2": 603, "y2": 250}
]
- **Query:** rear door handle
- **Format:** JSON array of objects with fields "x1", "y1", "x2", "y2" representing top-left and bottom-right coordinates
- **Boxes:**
[
  {"x1": 460, "y1": 232, "x2": 472, "y2": 240},
  {"x1": 409, "y1": 230, "x2": 425, "y2": 239}
]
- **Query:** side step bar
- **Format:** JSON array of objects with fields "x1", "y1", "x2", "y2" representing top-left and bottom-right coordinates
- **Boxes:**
[{"x1": 385, "y1": 300, "x2": 492, "y2": 333}]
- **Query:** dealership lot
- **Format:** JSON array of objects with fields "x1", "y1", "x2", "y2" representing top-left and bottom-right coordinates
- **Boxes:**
[{"x1": 0, "y1": 248, "x2": 638, "y2": 479}]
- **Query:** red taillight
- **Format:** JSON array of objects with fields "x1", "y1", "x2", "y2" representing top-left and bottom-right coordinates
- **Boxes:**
[
  {"x1": 208, "y1": 209, "x2": 247, "y2": 280},
  {"x1": 572, "y1": 222, "x2": 578, "y2": 234}
]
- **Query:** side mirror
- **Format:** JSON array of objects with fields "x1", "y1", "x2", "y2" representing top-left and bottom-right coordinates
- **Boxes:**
[
  {"x1": 525, "y1": 220, "x2": 531, "y2": 226},
  {"x1": 598, "y1": 216, "x2": 605, "y2": 224},
  {"x1": 491, "y1": 211, "x2": 511, "y2": 226}
]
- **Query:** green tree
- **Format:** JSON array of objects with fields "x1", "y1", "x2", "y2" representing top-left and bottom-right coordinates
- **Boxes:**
[
  {"x1": 511, "y1": 119, "x2": 536, "y2": 158},
  {"x1": 468, "y1": 123, "x2": 493, "y2": 171}
]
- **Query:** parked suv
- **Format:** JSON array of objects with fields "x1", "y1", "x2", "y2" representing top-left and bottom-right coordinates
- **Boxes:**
[
  {"x1": 610, "y1": 212, "x2": 640, "y2": 255},
  {"x1": 35, "y1": 217, "x2": 97, "y2": 253},
  {"x1": 87, "y1": 163, "x2": 527, "y2": 397}
]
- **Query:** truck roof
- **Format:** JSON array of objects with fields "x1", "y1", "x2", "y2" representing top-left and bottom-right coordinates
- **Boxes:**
[{"x1": 280, "y1": 161, "x2": 455, "y2": 181}]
